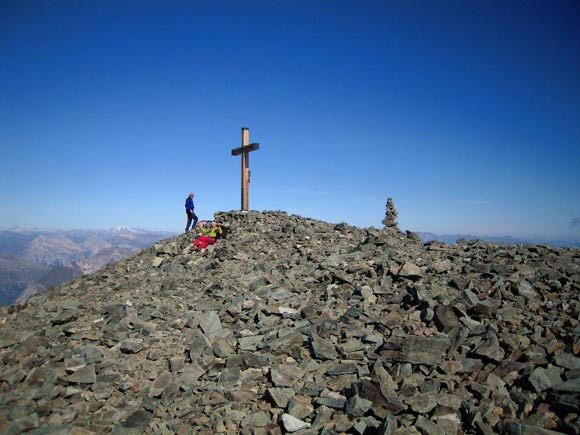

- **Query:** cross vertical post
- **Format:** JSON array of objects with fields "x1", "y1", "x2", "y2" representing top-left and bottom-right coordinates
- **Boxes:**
[
  {"x1": 231, "y1": 127, "x2": 260, "y2": 211},
  {"x1": 241, "y1": 128, "x2": 250, "y2": 210}
]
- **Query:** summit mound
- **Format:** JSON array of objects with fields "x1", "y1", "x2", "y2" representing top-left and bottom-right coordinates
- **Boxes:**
[{"x1": 1, "y1": 210, "x2": 579, "y2": 434}]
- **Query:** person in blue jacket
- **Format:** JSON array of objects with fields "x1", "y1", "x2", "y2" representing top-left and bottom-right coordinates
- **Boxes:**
[{"x1": 185, "y1": 192, "x2": 198, "y2": 232}]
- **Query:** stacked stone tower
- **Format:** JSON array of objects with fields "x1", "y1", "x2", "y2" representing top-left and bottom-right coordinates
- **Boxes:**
[{"x1": 382, "y1": 197, "x2": 399, "y2": 229}]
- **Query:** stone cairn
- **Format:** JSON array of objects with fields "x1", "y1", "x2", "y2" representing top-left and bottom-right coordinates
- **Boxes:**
[
  {"x1": 0, "y1": 210, "x2": 579, "y2": 434},
  {"x1": 382, "y1": 197, "x2": 398, "y2": 229}
]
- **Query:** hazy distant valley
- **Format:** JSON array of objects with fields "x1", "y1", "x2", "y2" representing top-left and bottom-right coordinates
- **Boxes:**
[{"x1": 0, "y1": 227, "x2": 174, "y2": 305}]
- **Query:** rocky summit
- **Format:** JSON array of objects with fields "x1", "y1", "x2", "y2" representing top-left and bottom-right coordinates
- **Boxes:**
[{"x1": 1, "y1": 210, "x2": 580, "y2": 435}]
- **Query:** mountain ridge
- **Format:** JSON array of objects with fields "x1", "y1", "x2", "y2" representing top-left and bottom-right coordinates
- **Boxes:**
[
  {"x1": 416, "y1": 231, "x2": 580, "y2": 248},
  {"x1": 0, "y1": 227, "x2": 175, "y2": 305}
]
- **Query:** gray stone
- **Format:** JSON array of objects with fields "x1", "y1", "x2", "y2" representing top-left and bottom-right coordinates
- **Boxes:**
[
  {"x1": 238, "y1": 335, "x2": 264, "y2": 351},
  {"x1": 81, "y1": 344, "x2": 105, "y2": 364},
  {"x1": 407, "y1": 283, "x2": 432, "y2": 303},
  {"x1": 0, "y1": 329, "x2": 27, "y2": 348},
  {"x1": 501, "y1": 422, "x2": 567, "y2": 435},
  {"x1": 316, "y1": 394, "x2": 347, "y2": 409},
  {"x1": 431, "y1": 259, "x2": 452, "y2": 274},
  {"x1": 404, "y1": 393, "x2": 438, "y2": 413},
  {"x1": 287, "y1": 395, "x2": 314, "y2": 419},
  {"x1": 264, "y1": 330, "x2": 308, "y2": 351},
  {"x1": 327, "y1": 363, "x2": 358, "y2": 375},
  {"x1": 168, "y1": 356, "x2": 185, "y2": 372},
  {"x1": 471, "y1": 297, "x2": 501, "y2": 318},
  {"x1": 345, "y1": 395, "x2": 373, "y2": 417},
  {"x1": 177, "y1": 365, "x2": 205, "y2": 389},
  {"x1": 240, "y1": 411, "x2": 270, "y2": 428},
  {"x1": 416, "y1": 416, "x2": 445, "y2": 435},
  {"x1": 551, "y1": 377, "x2": 580, "y2": 393},
  {"x1": 67, "y1": 365, "x2": 96, "y2": 384},
  {"x1": 311, "y1": 337, "x2": 338, "y2": 360},
  {"x1": 25, "y1": 426, "x2": 73, "y2": 435},
  {"x1": 61, "y1": 300, "x2": 80, "y2": 310},
  {"x1": 339, "y1": 339, "x2": 366, "y2": 354},
  {"x1": 281, "y1": 413, "x2": 311, "y2": 432},
  {"x1": 112, "y1": 409, "x2": 152, "y2": 435},
  {"x1": 512, "y1": 279, "x2": 538, "y2": 301},
  {"x1": 433, "y1": 304, "x2": 460, "y2": 332},
  {"x1": 554, "y1": 351, "x2": 580, "y2": 369},
  {"x1": 460, "y1": 288, "x2": 480, "y2": 306},
  {"x1": 353, "y1": 416, "x2": 381, "y2": 434},
  {"x1": 528, "y1": 366, "x2": 563, "y2": 393},
  {"x1": 212, "y1": 338, "x2": 234, "y2": 357},
  {"x1": 120, "y1": 339, "x2": 143, "y2": 354},
  {"x1": 384, "y1": 336, "x2": 451, "y2": 365},
  {"x1": 473, "y1": 331, "x2": 505, "y2": 363},
  {"x1": 148, "y1": 372, "x2": 173, "y2": 398},
  {"x1": 398, "y1": 261, "x2": 424, "y2": 280},
  {"x1": 199, "y1": 310, "x2": 223, "y2": 335},
  {"x1": 436, "y1": 394, "x2": 462, "y2": 410},
  {"x1": 270, "y1": 364, "x2": 305, "y2": 387},
  {"x1": 51, "y1": 310, "x2": 78, "y2": 325},
  {"x1": 6, "y1": 413, "x2": 40, "y2": 433},
  {"x1": 217, "y1": 367, "x2": 240, "y2": 388},
  {"x1": 249, "y1": 276, "x2": 269, "y2": 291},
  {"x1": 268, "y1": 387, "x2": 296, "y2": 408}
]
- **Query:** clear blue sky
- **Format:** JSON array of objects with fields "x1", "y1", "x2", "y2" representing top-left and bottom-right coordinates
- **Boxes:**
[{"x1": 1, "y1": 0, "x2": 579, "y2": 240}]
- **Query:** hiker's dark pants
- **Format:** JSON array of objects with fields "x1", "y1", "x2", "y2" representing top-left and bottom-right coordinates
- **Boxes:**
[{"x1": 185, "y1": 210, "x2": 198, "y2": 232}]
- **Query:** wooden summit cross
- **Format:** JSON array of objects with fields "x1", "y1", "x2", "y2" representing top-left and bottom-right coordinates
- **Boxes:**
[{"x1": 231, "y1": 127, "x2": 259, "y2": 211}]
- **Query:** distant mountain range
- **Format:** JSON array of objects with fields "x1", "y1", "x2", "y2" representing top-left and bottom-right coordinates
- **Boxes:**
[
  {"x1": 416, "y1": 232, "x2": 580, "y2": 248},
  {"x1": 0, "y1": 227, "x2": 175, "y2": 305}
]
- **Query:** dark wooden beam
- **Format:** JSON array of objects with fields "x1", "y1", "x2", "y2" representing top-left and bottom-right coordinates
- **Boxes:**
[{"x1": 231, "y1": 143, "x2": 260, "y2": 156}]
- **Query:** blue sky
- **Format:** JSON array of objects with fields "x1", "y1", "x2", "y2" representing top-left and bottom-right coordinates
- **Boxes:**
[{"x1": 1, "y1": 0, "x2": 579, "y2": 241}]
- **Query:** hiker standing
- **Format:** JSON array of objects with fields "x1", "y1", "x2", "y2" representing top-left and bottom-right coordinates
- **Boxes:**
[{"x1": 185, "y1": 192, "x2": 198, "y2": 232}]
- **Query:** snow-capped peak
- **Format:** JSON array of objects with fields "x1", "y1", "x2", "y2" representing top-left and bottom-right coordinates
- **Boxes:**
[{"x1": 111, "y1": 226, "x2": 142, "y2": 234}]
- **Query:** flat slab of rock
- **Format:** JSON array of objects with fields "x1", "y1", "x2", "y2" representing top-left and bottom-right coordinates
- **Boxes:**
[{"x1": 281, "y1": 413, "x2": 311, "y2": 432}]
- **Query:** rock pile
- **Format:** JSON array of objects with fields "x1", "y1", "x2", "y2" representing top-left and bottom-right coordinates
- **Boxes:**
[
  {"x1": 382, "y1": 198, "x2": 398, "y2": 230},
  {"x1": 1, "y1": 210, "x2": 579, "y2": 434}
]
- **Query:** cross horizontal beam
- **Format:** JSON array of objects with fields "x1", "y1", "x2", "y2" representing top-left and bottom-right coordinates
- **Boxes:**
[{"x1": 231, "y1": 143, "x2": 260, "y2": 156}]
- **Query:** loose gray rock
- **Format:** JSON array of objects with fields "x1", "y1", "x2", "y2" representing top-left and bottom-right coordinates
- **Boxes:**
[
  {"x1": 120, "y1": 339, "x2": 143, "y2": 354},
  {"x1": 345, "y1": 394, "x2": 373, "y2": 417},
  {"x1": 112, "y1": 409, "x2": 152, "y2": 435},
  {"x1": 0, "y1": 209, "x2": 578, "y2": 434},
  {"x1": 528, "y1": 366, "x2": 563, "y2": 393},
  {"x1": 268, "y1": 387, "x2": 295, "y2": 408},
  {"x1": 287, "y1": 394, "x2": 314, "y2": 419},
  {"x1": 67, "y1": 365, "x2": 96, "y2": 384},
  {"x1": 270, "y1": 364, "x2": 305, "y2": 387},
  {"x1": 281, "y1": 413, "x2": 311, "y2": 432}
]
